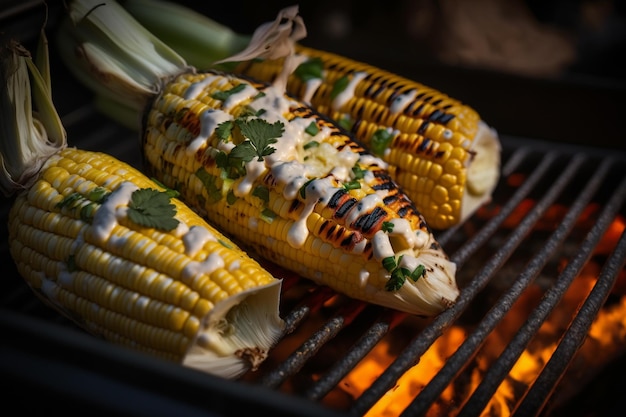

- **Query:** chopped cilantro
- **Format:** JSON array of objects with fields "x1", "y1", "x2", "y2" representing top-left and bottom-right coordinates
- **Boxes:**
[
  {"x1": 386, "y1": 268, "x2": 407, "y2": 291},
  {"x1": 236, "y1": 118, "x2": 282, "y2": 161},
  {"x1": 252, "y1": 186, "x2": 270, "y2": 203},
  {"x1": 382, "y1": 256, "x2": 396, "y2": 272},
  {"x1": 56, "y1": 193, "x2": 82, "y2": 209},
  {"x1": 218, "y1": 239, "x2": 233, "y2": 249},
  {"x1": 217, "y1": 118, "x2": 282, "y2": 179},
  {"x1": 303, "y1": 140, "x2": 319, "y2": 150},
  {"x1": 195, "y1": 168, "x2": 222, "y2": 203},
  {"x1": 382, "y1": 255, "x2": 426, "y2": 291},
  {"x1": 409, "y1": 264, "x2": 426, "y2": 282},
  {"x1": 294, "y1": 57, "x2": 324, "y2": 82},
  {"x1": 127, "y1": 188, "x2": 179, "y2": 231},
  {"x1": 371, "y1": 129, "x2": 394, "y2": 156},
  {"x1": 299, "y1": 178, "x2": 315, "y2": 199},
  {"x1": 343, "y1": 180, "x2": 361, "y2": 191},
  {"x1": 226, "y1": 190, "x2": 237, "y2": 205},
  {"x1": 352, "y1": 164, "x2": 365, "y2": 180},
  {"x1": 87, "y1": 187, "x2": 109, "y2": 203},
  {"x1": 337, "y1": 116, "x2": 353, "y2": 131},
  {"x1": 80, "y1": 203, "x2": 96, "y2": 222},
  {"x1": 260, "y1": 208, "x2": 276, "y2": 223},
  {"x1": 150, "y1": 178, "x2": 179, "y2": 198},
  {"x1": 215, "y1": 120, "x2": 233, "y2": 141},
  {"x1": 330, "y1": 75, "x2": 350, "y2": 100},
  {"x1": 304, "y1": 121, "x2": 319, "y2": 136},
  {"x1": 211, "y1": 84, "x2": 247, "y2": 101},
  {"x1": 382, "y1": 221, "x2": 394, "y2": 233}
]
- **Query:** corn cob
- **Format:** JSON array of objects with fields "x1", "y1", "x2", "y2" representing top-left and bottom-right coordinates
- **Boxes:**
[
  {"x1": 1, "y1": 36, "x2": 284, "y2": 379},
  {"x1": 121, "y1": 0, "x2": 502, "y2": 230},
  {"x1": 57, "y1": 0, "x2": 459, "y2": 316}
]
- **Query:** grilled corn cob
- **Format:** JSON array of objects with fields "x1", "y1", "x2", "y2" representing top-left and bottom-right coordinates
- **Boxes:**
[
  {"x1": 121, "y1": 0, "x2": 501, "y2": 230},
  {"x1": 1, "y1": 36, "x2": 284, "y2": 379},
  {"x1": 57, "y1": 0, "x2": 459, "y2": 316}
]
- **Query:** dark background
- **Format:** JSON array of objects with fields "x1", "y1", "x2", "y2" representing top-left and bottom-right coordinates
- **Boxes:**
[{"x1": 2, "y1": 0, "x2": 625, "y2": 150}]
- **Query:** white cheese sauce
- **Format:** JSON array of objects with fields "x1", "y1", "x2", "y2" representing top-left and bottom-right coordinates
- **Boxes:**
[
  {"x1": 184, "y1": 74, "x2": 433, "y2": 273},
  {"x1": 183, "y1": 225, "x2": 217, "y2": 257},
  {"x1": 302, "y1": 78, "x2": 323, "y2": 104},
  {"x1": 389, "y1": 89, "x2": 417, "y2": 114},
  {"x1": 187, "y1": 109, "x2": 232, "y2": 155},
  {"x1": 91, "y1": 181, "x2": 138, "y2": 243},
  {"x1": 332, "y1": 71, "x2": 367, "y2": 111}
]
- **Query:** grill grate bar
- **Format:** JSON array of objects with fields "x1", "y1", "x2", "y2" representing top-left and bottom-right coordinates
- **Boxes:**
[
  {"x1": 452, "y1": 149, "x2": 558, "y2": 268},
  {"x1": 404, "y1": 152, "x2": 591, "y2": 416},
  {"x1": 513, "y1": 176, "x2": 626, "y2": 417},
  {"x1": 350, "y1": 149, "x2": 562, "y2": 416},
  {"x1": 260, "y1": 299, "x2": 367, "y2": 388},
  {"x1": 459, "y1": 161, "x2": 626, "y2": 417},
  {"x1": 304, "y1": 312, "x2": 399, "y2": 401},
  {"x1": 436, "y1": 146, "x2": 530, "y2": 248}
]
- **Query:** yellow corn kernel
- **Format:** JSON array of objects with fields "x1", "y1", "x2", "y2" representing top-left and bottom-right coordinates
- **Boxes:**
[
  {"x1": 8, "y1": 147, "x2": 284, "y2": 379},
  {"x1": 140, "y1": 70, "x2": 460, "y2": 317},
  {"x1": 235, "y1": 44, "x2": 501, "y2": 229}
]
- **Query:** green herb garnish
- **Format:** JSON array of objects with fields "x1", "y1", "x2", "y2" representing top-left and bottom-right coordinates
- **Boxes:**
[
  {"x1": 382, "y1": 221, "x2": 394, "y2": 233},
  {"x1": 252, "y1": 185, "x2": 270, "y2": 203},
  {"x1": 87, "y1": 187, "x2": 109, "y2": 203},
  {"x1": 330, "y1": 75, "x2": 350, "y2": 100},
  {"x1": 127, "y1": 188, "x2": 179, "y2": 231},
  {"x1": 195, "y1": 168, "x2": 222, "y2": 203},
  {"x1": 216, "y1": 118, "x2": 283, "y2": 179},
  {"x1": 343, "y1": 180, "x2": 361, "y2": 191},
  {"x1": 294, "y1": 57, "x2": 324, "y2": 82},
  {"x1": 299, "y1": 178, "x2": 315, "y2": 199},
  {"x1": 260, "y1": 208, "x2": 277, "y2": 223},
  {"x1": 303, "y1": 140, "x2": 319, "y2": 150},
  {"x1": 215, "y1": 120, "x2": 233, "y2": 141},
  {"x1": 304, "y1": 121, "x2": 319, "y2": 136},
  {"x1": 352, "y1": 164, "x2": 365, "y2": 180},
  {"x1": 226, "y1": 189, "x2": 237, "y2": 205},
  {"x1": 371, "y1": 128, "x2": 394, "y2": 156},
  {"x1": 211, "y1": 84, "x2": 247, "y2": 101},
  {"x1": 150, "y1": 178, "x2": 179, "y2": 198},
  {"x1": 337, "y1": 116, "x2": 353, "y2": 131},
  {"x1": 56, "y1": 192, "x2": 82, "y2": 209},
  {"x1": 382, "y1": 255, "x2": 427, "y2": 291}
]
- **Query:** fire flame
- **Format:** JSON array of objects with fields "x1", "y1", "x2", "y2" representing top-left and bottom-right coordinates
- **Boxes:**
[{"x1": 338, "y1": 216, "x2": 625, "y2": 416}]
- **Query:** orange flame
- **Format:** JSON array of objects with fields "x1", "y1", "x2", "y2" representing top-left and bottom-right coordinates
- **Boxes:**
[{"x1": 338, "y1": 215, "x2": 626, "y2": 416}]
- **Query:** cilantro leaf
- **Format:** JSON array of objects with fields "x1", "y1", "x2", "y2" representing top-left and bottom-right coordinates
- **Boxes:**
[
  {"x1": 252, "y1": 186, "x2": 270, "y2": 203},
  {"x1": 294, "y1": 57, "x2": 324, "y2": 82},
  {"x1": 236, "y1": 118, "x2": 283, "y2": 161},
  {"x1": 371, "y1": 129, "x2": 394, "y2": 156},
  {"x1": 211, "y1": 84, "x2": 247, "y2": 101},
  {"x1": 304, "y1": 121, "x2": 319, "y2": 136},
  {"x1": 215, "y1": 120, "x2": 233, "y2": 141},
  {"x1": 382, "y1": 221, "x2": 394, "y2": 233},
  {"x1": 330, "y1": 75, "x2": 350, "y2": 100},
  {"x1": 195, "y1": 168, "x2": 223, "y2": 203},
  {"x1": 127, "y1": 188, "x2": 179, "y2": 231},
  {"x1": 410, "y1": 264, "x2": 426, "y2": 282}
]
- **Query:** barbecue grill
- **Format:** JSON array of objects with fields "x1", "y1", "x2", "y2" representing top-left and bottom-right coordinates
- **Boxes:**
[{"x1": 2, "y1": 2, "x2": 625, "y2": 416}]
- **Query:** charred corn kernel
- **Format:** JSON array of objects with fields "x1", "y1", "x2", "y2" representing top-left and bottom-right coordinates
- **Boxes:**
[
  {"x1": 7, "y1": 148, "x2": 284, "y2": 378},
  {"x1": 234, "y1": 44, "x2": 501, "y2": 229},
  {"x1": 2, "y1": 31, "x2": 285, "y2": 380},
  {"x1": 140, "y1": 70, "x2": 459, "y2": 316},
  {"x1": 58, "y1": 0, "x2": 460, "y2": 316}
]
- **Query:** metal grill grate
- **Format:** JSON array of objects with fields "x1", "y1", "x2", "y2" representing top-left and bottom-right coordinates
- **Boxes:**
[{"x1": 1, "y1": 3, "x2": 626, "y2": 416}]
